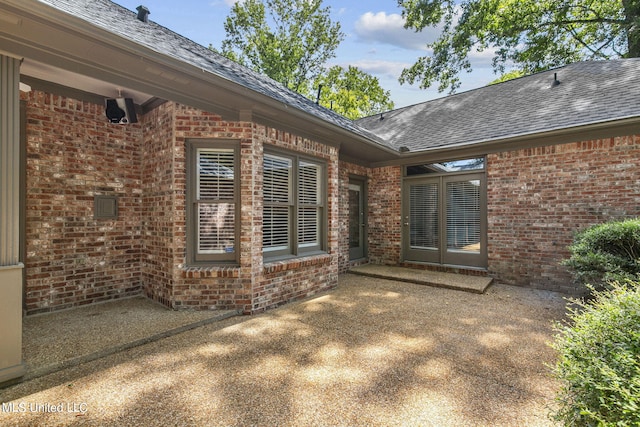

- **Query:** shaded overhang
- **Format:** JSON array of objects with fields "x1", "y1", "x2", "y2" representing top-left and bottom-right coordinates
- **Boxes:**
[{"x1": 0, "y1": 0, "x2": 397, "y2": 165}]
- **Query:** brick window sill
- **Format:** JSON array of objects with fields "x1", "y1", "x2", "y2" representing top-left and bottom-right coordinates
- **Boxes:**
[
  {"x1": 263, "y1": 253, "x2": 331, "y2": 274},
  {"x1": 181, "y1": 265, "x2": 240, "y2": 279}
]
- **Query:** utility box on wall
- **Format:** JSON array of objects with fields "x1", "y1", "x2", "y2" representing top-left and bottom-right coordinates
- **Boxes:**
[{"x1": 94, "y1": 195, "x2": 118, "y2": 219}]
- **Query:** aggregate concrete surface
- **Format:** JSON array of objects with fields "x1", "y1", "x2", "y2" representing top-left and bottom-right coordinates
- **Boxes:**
[{"x1": 1, "y1": 274, "x2": 568, "y2": 426}]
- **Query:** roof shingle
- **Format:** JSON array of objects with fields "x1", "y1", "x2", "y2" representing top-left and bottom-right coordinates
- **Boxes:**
[
  {"x1": 32, "y1": 1, "x2": 640, "y2": 156},
  {"x1": 357, "y1": 59, "x2": 640, "y2": 152}
]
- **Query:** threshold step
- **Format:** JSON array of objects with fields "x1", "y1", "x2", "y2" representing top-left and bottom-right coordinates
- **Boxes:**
[{"x1": 348, "y1": 264, "x2": 492, "y2": 294}]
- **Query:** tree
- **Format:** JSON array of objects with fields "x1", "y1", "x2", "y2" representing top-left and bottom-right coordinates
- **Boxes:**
[
  {"x1": 218, "y1": 0, "x2": 394, "y2": 119},
  {"x1": 398, "y1": 0, "x2": 640, "y2": 93},
  {"x1": 488, "y1": 70, "x2": 524, "y2": 85},
  {"x1": 219, "y1": 0, "x2": 343, "y2": 96},
  {"x1": 315, "y1": 66, "x2": 395, "y2": 120}
]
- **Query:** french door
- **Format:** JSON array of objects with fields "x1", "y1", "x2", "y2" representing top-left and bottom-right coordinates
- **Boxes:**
[{"x1": 403, "y1": 173, "x2": 486, "y2": 268}]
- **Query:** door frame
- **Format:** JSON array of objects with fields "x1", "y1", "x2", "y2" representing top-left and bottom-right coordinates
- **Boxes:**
[
  {"x1": 402, "y1": 171, "x2": 487, "y2": 269},
  {"x1": 348, "y1": 175, "x2": 367, "y2": 261}
]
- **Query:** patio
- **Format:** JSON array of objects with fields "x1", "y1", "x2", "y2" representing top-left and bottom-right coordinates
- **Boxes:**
[
  {"x1": 17, "y1": 297, "x2": 239, "y2": 383},
  {"x1": 1, "y1": 273, "x2": 568, "y2": 426}
]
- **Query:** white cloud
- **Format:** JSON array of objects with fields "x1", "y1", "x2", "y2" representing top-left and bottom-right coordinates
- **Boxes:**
[
  {"x1": 468, "y1": 47, "x2": 498, "y2": 69},
  {"x1": 340, "y1": 59, "x2": 412, "y2": 80},
  {"x1": 354, "y1": 11, "x2": 436, "y2": 51}
]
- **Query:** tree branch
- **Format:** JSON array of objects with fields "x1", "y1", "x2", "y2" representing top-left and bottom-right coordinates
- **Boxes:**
[
  {"x1": 567, "y1": 26, "x2": 617, "y2": 58},
  {"x1": 514, "y1": 17, "x2": 625, "y2": 33}
]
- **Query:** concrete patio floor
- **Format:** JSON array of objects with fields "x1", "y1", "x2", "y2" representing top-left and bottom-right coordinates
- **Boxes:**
[
  {"x1": 20, "y1": 297, "x2": 239, "y2": 382},
  {"x1": 1, "y1": 273, "x2": 568, "y2": 426}
]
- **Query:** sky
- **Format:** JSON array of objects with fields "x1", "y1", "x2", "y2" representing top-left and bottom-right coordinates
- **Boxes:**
[{"x1": 114, "y1": 0, "x2": 499, "y2": 109}]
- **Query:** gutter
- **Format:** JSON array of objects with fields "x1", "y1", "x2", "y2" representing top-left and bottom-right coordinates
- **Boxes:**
[
  {"x1": 371, "y1": 116, "x2": 640, "y2": 168},
  {"x1": 1, "y1": 0, "x2": 396, "y2": 161}
]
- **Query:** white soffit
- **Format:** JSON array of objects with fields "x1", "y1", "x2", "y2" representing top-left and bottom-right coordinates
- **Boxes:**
[{"x1": 20, "y1": 58, "x2": 154, "y2": 105}]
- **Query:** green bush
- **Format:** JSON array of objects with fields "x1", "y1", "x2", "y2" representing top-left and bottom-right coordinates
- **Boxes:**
[
  {"x1": 563, "y1": 218, "x2": 640, "y2": 291},
  {"x1": 551, "y1": 282, "x2": 640, "y2": 426}
]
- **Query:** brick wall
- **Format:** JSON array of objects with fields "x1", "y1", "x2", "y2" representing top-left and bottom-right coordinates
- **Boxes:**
[
  {"x1": 24, "y1": 92, "x2": 343, "y2": 315},
  {"x1": 254, "y1": 124, "x2": 340, "y2": 313},
  {"x1": 368, "y1": 166, "x2": 402, "y2": 265},
  {"x1": 29, "y1": 89, "x2": 637, "y2": 310},
  {"x1": 140, "y1": 101, "x2": 176, "y2": 307},
  {"x1": 487, "y1": 135, "x2": 640, "y2": 293},
  {"x1": 24, "y1": 90, "x2": 143, "y2": 314},
  {"x1": 141, "y1": 104, "x2": 340, "y2": 313},
  {"x1": 167, "y1": 103, "x2": 254, "y2": 311}
]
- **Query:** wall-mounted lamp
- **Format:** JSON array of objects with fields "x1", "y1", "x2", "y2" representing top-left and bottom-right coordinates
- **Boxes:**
[{"x1": 105, "y1": 97, "x2": 138, "y2": 124}]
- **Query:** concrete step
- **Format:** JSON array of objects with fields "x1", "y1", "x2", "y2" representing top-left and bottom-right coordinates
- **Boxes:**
[{"x1": 348, "y1": 264, "x2": 493, "y2": 294}]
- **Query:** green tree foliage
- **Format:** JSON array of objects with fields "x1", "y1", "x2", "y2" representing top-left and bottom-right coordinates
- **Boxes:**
[
  {"x1": 398, "y1": 0, "x2": 640, "y2": 93},
  {"x1": 218, "y1": 0, "x2": 394, "y2": 119},
  {"x1": 315, "y1": 66, "x2": 395, "y2": 120},
  {"x1": 219, "y1": 0, "x2": 343, "y2": 95},
  {"x1": 488, "y1": 69, "x2": 525, "y2": 85}
]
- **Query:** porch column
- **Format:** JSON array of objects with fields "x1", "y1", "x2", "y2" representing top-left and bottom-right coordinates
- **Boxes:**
[{"x1": 0, "y1": 53, "x2": 25, "y2": 384}]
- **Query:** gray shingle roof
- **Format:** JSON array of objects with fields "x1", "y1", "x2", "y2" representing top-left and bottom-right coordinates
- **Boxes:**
[
  {"x1": 357, "y1": 59, "x2": 640, "y2": 153},
  {"x1": 37, "y1": 0, "x2": 385, "y2": 145},
  {"x1": 29, "y1": 1, "x2": 640, "y2": 158}
]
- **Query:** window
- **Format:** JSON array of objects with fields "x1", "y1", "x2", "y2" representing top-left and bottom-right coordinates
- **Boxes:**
[
  {"x1": 406, "y1": 157, "x2": 485, "y2": 176},
  {"x1": 187, "y1": 140, "x2": 239, "y2": 264},
  {"x1": 263, "y1": 151, "x2": 325, "y2": 258}
]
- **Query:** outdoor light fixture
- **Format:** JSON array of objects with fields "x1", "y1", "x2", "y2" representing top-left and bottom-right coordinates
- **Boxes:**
[{"x1": 105, "y1": 97, "x2": 138, "y2": 124}]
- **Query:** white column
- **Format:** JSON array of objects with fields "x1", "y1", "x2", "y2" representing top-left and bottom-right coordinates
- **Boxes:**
[{"x1": 0, "y1": 53, "x2": 25, "y2": 384}]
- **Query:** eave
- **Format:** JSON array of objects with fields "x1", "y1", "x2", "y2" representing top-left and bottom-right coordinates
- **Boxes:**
[
  {"x1": 0, "y1": 0, "x2": 397, "y2": 164},
  {"x1": 371, "y1": 117, "x2": 640, "y2": 168}
]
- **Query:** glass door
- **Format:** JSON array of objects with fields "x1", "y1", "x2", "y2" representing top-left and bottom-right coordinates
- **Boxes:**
[
  {"x1": 348, "y1": 178, "x2": 366, "y2": 260},
  {"x1": 403, "y1": 170, "x2": 486, "y2": 268},
  {"x1": 442, "y1": 174, "x2": 485, "y2": 267},
  {"x1": 404, "y1": 178, "x2": 440, "y2": 263}
]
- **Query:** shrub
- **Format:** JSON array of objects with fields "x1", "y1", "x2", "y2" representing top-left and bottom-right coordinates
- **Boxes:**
[
  {"x1": 563, "y1": 218, "x2": 640, "y2": 292},
  {"x1": 551, "y1": 282, "x2": 640, "y2": 426}
]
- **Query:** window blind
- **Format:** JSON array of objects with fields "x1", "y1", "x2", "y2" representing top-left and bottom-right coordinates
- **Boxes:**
[
  {"x1": 264, "y1": 154, "x2": 292, "y2": 251},
  {"x1": 196, "y1": 148, "x2": 235, "y2": 255},
  {"x1": 263, "y1": 153, "x2": 324, "y2": 256},
  {"x1": 298, "y1": 161, "x2": 321, "y2": 247},
  {"x1": 410, "y1": 183, "x2": 439, "y2": 250},
  {"x1": 446, "y1": 180, "x2": 481, "y2": 252}
]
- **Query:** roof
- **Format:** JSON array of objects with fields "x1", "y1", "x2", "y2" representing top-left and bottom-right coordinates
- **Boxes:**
[
  {"x1": 3, "y1": 0, "x2": 640, "y2": 165},
  {"x1": 357, "y1": 59, "x2": 640, "y2": 154},
  {"x1": 33, "y1": 0, "x2": 385, "y2": 142}
]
